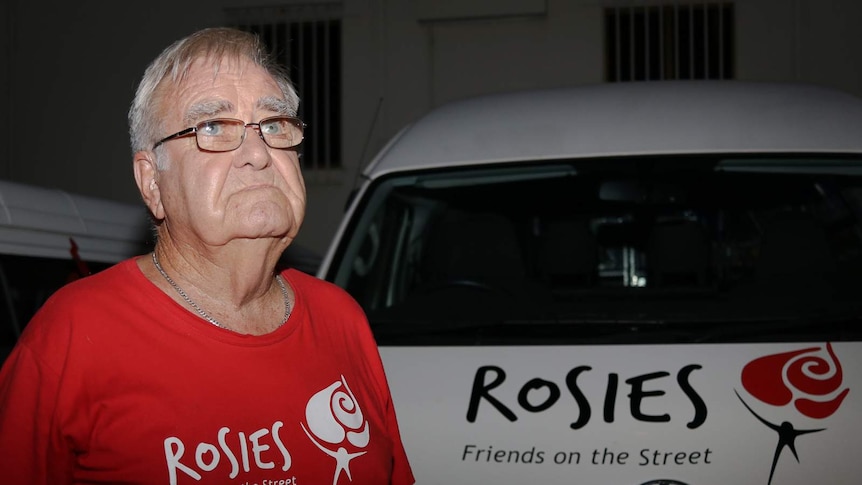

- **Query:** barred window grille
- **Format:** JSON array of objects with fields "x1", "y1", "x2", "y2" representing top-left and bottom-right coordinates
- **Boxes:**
[
  {"x1": 229, "y1": 4, "x2": 343, "y2": 170},
  {"x1": 604, "y1": 2, "x2": 734, "y2": 82}
]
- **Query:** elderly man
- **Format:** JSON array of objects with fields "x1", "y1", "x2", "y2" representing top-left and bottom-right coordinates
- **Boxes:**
[{"x1": 0, "y1": 27, "x2": 414, "y2": 485}]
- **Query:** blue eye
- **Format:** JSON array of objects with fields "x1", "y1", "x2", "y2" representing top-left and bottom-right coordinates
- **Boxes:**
[
  {"x1": 198, "y1": 120, "x2": 224, "y2": 136},
  {"x1": 261, "y1": 119, "x2": 286, "y2": 135}
]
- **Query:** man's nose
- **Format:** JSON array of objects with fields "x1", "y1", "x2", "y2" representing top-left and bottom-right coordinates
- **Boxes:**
[{"x1": 234, "y1": 124, "x2": 273, "y2": 168}]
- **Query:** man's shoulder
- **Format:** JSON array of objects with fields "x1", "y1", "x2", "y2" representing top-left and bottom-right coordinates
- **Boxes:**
[
  {"x1": 284, "y1": 268, "x2": 350, "y2": 300},
  {"x1": 283, "y1": 268, "x2": 366, "y2": 319},
  {"x1": 13, "y1": 258, "x2": 145, "y2": 363},
  {"x1": 53, "y1": 258, "x2": 140, "y2": 300},
  {"x1": 32, "y1": 258, "x2": 147, "y2": 327}
]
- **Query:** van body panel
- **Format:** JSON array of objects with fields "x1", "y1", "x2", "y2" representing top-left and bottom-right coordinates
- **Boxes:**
[
  {"x1": 362, "y1": 82, "x2": 862, "y2": 179},
  {"x1": 382, "y1": 342, "x2": 860, "y2": 485},
  {"x1": 0, "y1": 180, "x2": 150, "y2": 263},
  {"x1": 320, "y1": 81, "x2": 862, "y2": 484}
]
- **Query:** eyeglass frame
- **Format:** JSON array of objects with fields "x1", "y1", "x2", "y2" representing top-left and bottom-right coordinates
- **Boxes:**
[{"x1": 151, "y1": 115, "x2": 306, "y2": 152}]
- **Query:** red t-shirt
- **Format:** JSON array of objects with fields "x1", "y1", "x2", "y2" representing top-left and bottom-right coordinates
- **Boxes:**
[{"x1": 0, "y1": 258, "x2": 414, "y2": 485}]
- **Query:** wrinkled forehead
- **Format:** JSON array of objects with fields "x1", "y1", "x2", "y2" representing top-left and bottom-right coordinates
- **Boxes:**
[
  {"x1": 153, "y1": 54, "x2": 282, "y2": 120},
  {"x1": 183, "y1": 54, "x2": 262, "y2": 84}
]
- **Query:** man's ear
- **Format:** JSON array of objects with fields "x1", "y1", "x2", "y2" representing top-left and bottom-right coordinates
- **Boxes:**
[{"x1": 133, "y1": 151, "x2": 165, "y2": 221}]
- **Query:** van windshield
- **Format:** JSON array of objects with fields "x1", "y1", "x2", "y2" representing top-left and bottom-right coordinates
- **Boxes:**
[{"x1": 328, "y1": 155, "x2": 862, "y2": 344}]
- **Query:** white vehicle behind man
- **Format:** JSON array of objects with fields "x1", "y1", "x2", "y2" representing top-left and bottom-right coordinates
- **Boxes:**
[{"x1": 318, "y1": 81, "x2": 862, "y2": 485}]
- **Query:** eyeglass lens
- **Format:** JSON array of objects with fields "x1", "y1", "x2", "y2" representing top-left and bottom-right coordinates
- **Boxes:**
[{"x1": 196, "y1": 117, "x2": 304, "y2": 152}]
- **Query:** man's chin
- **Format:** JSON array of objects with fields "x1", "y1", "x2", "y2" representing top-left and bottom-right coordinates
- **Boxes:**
[{"x1": 238, "y1": 220, "x2": 298, "y2": 242}]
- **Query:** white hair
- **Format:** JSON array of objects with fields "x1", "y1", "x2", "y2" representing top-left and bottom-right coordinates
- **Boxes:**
[{"x1": 128, "y1": 27, "x2": 300, "y2": 161}]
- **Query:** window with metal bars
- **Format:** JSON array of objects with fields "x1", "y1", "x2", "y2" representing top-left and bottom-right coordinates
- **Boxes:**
[
  {"x1": 230, "y1": 5, "x2": 342, "y2": 170},
  {"x1": 604, "y1": 2, "x2": 735, "y2": 82}
]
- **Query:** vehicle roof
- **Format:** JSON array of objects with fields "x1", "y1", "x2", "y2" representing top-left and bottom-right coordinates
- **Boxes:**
[
  {"x1": 0, "y1": 179, "x2": 151, "y2": 263},
  {"x1": 363, "y1": 81, "x2": 862, "y2": 179}
]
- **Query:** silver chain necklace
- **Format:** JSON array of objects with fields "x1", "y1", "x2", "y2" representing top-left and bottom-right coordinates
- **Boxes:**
[{"x1": 151, "y1": 251, "x2": 291, "y2": 330}]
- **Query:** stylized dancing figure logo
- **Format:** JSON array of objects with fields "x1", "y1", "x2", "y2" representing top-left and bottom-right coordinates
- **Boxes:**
[
  {"x1": 302, "y1": 376, "x2": 370, "y2": 485},
  {"x1": 737, "y1": 343, "x2": 849, "y2": 484}
]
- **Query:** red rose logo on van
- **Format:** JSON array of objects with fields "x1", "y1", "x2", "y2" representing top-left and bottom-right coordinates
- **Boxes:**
[{"x1": 736, "y1": 343, "x2": 849, "y2": 485}]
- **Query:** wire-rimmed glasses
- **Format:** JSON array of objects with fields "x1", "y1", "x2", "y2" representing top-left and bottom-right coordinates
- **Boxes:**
[{"x1": 152, "y1": 116, "x2": 306, "y2": 152}]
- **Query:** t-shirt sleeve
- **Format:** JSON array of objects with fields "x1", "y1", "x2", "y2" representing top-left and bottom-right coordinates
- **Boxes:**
[
  {"x1": 383, "y1": 385, "x2": 415, "y2": 485},
  {"x1": 305, "y1": 274, "x2": 416, "y2": 485},
  {"x1": 0, "y1": 337, "x2": 73, "y2": 484},
  {"x1": 349, "y1": 303, "x2": 416, "y2": 485}
]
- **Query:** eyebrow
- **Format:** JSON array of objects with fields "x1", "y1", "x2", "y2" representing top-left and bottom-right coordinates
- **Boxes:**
[
  {"x1": 257, "y1": 96, "x2": 294, "y2": 116},
  {"x1": 183, "y1": 99, "x2": 234, "y2": 125},
  {"x1": 181, "y1": 96, "x2": 293, "y2": 125}
]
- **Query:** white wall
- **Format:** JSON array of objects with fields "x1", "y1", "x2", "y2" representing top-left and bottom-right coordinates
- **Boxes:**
[{"x1": 2, "y1": 0, "x2": 861, "y2": 255}]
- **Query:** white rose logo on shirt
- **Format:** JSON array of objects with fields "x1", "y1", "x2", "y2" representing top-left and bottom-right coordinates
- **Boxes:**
[{"x1": 302, "y1": 375, "x2": 370, "y2": 485}]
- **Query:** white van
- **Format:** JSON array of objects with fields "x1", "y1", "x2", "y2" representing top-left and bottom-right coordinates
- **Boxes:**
[
  {"x1": 0, "y1": 180, "x2": 152, "y2": 361},
  {"x1": 318, "y1": 81, "x2": 862, "y2": 485}
]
